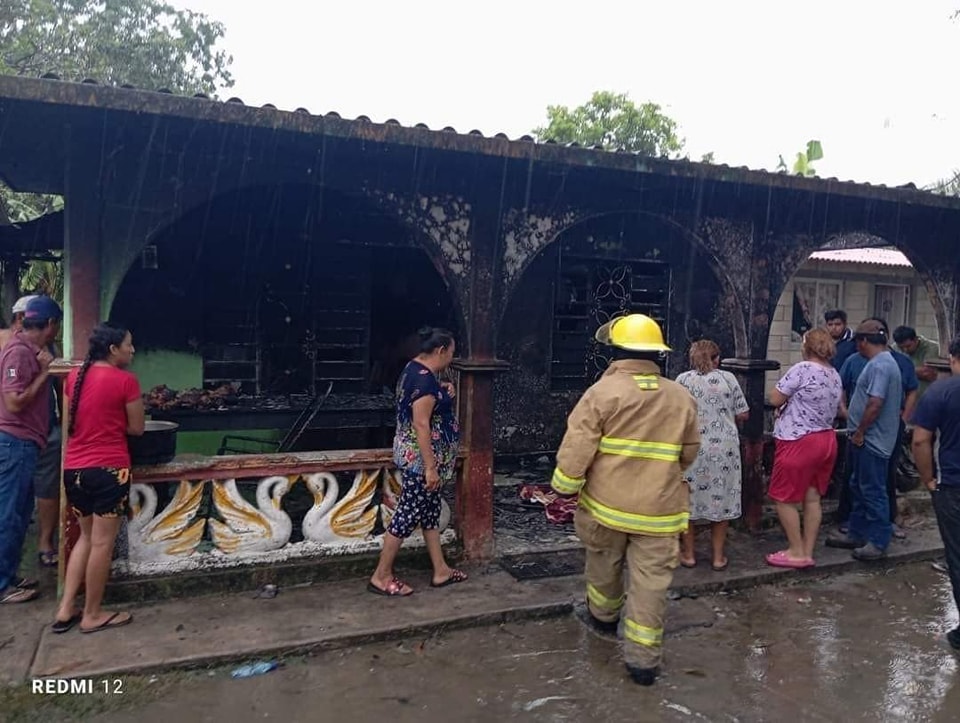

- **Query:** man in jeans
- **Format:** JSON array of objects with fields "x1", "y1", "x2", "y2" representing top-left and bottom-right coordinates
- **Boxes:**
[
  {"x1": 0, "y1": 296, "x2": 61, "y2": 604},
  {"x1": 912, "y1": 336, "x2": 960, "y2": 652},
  {"x1": 827, "y1": 319, "x2": 903, "y2": 560}
]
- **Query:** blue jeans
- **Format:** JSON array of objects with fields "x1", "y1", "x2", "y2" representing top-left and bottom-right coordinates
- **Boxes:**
[
  {"x1": 847, "y1": 445, "x2": 892, "y2": 550},
  {"x1": 0, "y1": 432, "x2": 39, "y2": 590}
]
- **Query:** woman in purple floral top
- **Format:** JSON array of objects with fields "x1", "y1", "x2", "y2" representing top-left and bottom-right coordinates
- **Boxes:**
[
  {"x1": 765, "y1": 328, "x2": 844, "y2": 569},
  {"x1": 368, "y1": 327, "x2": 465, "y2": 596}
]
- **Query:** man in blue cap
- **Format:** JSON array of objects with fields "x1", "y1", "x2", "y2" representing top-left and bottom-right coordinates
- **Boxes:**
[{"x1": 0, "y1": 295, "x2": 62, "y2": 603}]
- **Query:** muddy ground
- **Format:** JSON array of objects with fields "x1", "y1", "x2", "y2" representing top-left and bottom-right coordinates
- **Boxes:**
[{"x1": 6, "y1": 562, "x2": 960, "y2": 722}]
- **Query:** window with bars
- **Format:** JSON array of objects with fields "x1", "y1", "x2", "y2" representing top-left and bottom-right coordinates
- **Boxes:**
[{"x1": 551, "y1": 254, "x2": 671, "y2": 391}]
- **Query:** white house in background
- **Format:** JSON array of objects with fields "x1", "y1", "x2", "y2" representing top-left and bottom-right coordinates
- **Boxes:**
[{"x1": 765, "y1": 247, "x2": 941, "y2": 394}]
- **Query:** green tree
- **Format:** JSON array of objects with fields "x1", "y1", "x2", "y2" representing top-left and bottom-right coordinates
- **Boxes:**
[
  {"x1": 533, "y1": 90, "x2": 684, "y2": 158},
  {"x1": 777, "y1": 140, "x2": 824, "y2": 177},
  {"x1": 0, "y1": 0, "x2": 233, "y2": 95},
  {"x1": 0, "y1": 0, "x2": 234, "y2": 307}
]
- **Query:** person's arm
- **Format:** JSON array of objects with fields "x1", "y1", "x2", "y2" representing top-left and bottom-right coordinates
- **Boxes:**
[
  {"x1": 850, "y1": 396, "x2": 883, "y2": 447},
  {"x1": 411, "y1": 394, "x2": 440, "y2": 490},
  {"x1": 679, "y1": 398, "x2": 702, "y2": 471},
  {"x1": 912, "y1": 426, "x2": 937, "y2": 491},
  {"x1": 917, "y1": 364, "x2": 938, "y2": 383},
  {"x1": 2, "y1": 348, "x2": 53, "y2": 413},
  {"x1": 552, "y1": 389, "x2": 605, "y2": 496},
  {"x1": 125, "y1": 398, "x2": 145, "y2": 436},
  {"x1": 902, "y1": 389, "x2": 917, "y2": 425},
  {"x1": 769, "y1": 388, "x2": 788, "y2": 408}
]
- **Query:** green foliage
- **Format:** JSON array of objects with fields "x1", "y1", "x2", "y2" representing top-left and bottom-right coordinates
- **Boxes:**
[
  {"x1": 20, "y1": 256, "x2": 63, "y2": 302},
  {"x1": 533, "y1": 91, "x2": 684, "y2": 158},
  {"x1": 0, "y1": 184, "x2": 61, "y2": 224},
  {"x1": 0, "y1": 0, "x2": 233, "y2": 96},
  {"x1": 776, "y1": 140, "x2": 824, "y2": 177}
]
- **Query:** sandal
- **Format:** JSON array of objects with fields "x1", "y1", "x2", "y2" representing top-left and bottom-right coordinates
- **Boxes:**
[
  {"x1": 13, "y1": 577, "x2": 38, "y2": 590},
  {"x1": 38, "y1": 551, "x2": 58, "y2": 568},
  {"x1": 711, "y1": 559, "x2": 729, "y2": 572},
  {"x1": 0, "y1": 586, "x2": 39, "y2": 604},
  {"x1": 679, "y1": 559, "x2": 697, "y2": 569},
  {"x1": 80, "y1": 611, "x2": 133, "y2": 634},
  {"x1": 367, "y1": 578, "x2": 413, "y2": 597},
  {"x1": 431, "y1": 569, "x2": 468, "y2": 588},
  {"x1": 51, "y1": 612, "x2": 81, "y2": 634},
  {"x1": 765, "y1": 550, "x2": 814, "y2": 569}
]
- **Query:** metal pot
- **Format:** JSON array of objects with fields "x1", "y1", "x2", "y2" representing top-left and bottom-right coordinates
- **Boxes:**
[{"x1": 128, "y1": 420, "x2": 179, "y2": 466}]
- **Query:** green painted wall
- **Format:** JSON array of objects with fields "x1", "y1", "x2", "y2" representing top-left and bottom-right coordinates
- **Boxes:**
[
  {"x1": 177, "y1": 429, "x2": 283, "y2": 456},
  {"x1": 131, "y1": 350, "x2": 203, "y2": 392}
]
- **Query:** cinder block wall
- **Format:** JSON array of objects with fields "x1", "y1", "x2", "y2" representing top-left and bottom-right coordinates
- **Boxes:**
[{"x1": 765, "y1": 261, "x2": 940, "y2": 396}]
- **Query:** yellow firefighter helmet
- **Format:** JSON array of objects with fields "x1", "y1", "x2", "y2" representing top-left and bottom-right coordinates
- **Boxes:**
[{"x1": 595, "y1": 314, "x2": 671, "y2": 352}]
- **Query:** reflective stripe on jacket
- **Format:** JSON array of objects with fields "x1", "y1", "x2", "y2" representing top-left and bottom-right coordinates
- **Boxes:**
[{"x1": 551, "y1": 359, "x2": 701, "y2": 536}]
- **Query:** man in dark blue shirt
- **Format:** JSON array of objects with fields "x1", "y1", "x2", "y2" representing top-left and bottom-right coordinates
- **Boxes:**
[
  {"x1": 911, "y1": 336, "x2": 960, "y2": 654},
  {"x1": 825, "y1": 309, "x2": 857, "y2": 373}
]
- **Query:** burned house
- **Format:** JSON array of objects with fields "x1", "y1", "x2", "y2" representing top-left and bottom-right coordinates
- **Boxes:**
[{"x1": 2, "y1": 75, "x2": 960, "y2": 562}]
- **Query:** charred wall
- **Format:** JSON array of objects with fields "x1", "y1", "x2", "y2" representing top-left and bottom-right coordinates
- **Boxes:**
[{"x1": 493, "y1": 211, "x2": 736, "y2": 456}]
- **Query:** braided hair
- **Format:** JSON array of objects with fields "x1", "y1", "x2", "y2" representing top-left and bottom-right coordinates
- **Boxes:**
[{"x1": 68, "y1": 324, "x2": 130, "y2": 436}]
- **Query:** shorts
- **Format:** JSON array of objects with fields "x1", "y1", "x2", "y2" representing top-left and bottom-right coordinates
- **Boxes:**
[
  {"x1": 64, "y1": 467, "x2": 131, "y2": 518},
  {"x1": 769, "y1": 430, "x2": 838, "y2": 504},
  {"x1": 32, "y1": 426, "x2": 62, "y2": 500}
]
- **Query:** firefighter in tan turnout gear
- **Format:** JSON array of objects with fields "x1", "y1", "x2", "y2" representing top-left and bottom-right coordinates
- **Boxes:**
[{"x1": 551, "y1": 314, "x2": 700, "y2": 686}]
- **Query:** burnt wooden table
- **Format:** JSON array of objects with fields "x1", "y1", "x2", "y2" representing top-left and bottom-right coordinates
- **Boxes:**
[{"x1": 149, "y1": 393, "x2": 396, "y2": 433}]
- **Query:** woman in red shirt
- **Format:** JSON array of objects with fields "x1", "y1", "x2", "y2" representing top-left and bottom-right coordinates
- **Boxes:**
[{"x1": 52, "y1": 324, "x2": 144, "y2": 634}]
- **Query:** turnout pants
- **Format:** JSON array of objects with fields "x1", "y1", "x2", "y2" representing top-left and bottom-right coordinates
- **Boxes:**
[{"x1": 575, "y1": 508, "x2": 678, "y2": 670}]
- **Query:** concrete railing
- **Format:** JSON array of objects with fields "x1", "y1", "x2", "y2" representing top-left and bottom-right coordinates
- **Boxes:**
[{"x1": 62, "y1": 449, "x2": 456, "y2": 580}]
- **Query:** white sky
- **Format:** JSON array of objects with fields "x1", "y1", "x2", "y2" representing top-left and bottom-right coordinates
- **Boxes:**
[{"x1": 176, "y1": 0, "x2": 959, "y2": 188}]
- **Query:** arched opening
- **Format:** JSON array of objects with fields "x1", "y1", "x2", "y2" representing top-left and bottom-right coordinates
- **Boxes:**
[
  {"x1": 494, "y1": 211, "x2": 741, "y2": 456},
  {"x1": 766, "y1": 242, "x2": 944, "y2": 395},
  {"x1": 109, "y1": 183, "x2": 461, "y2": 453}
]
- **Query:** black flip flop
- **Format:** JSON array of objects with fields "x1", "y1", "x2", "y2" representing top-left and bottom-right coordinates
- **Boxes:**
[
  {"x1": 430, "y1": 569, "x2": 468, "y2": 588},
  {"x1": 80, "y1": 612, "x2": 133, "y2": 634},
  {"x1": 51, "y1": 613, "x2": 81, "y2": 634}
]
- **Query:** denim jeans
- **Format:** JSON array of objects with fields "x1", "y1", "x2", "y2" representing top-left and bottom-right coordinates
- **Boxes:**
[
  {"x1": 847, "y1": 445, "x2": 892, "y2": 550},
  {"x1": 0, "y1": 432, "x2": 39, "y2": 591},
  {"x1": 932, "y1": 485, "x2": 960, "y2": 630},
  {"x1": 839, "y1": 422, "x2": 903, "y2": 526}
]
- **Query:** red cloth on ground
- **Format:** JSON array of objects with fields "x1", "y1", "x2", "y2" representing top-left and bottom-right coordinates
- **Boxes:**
[
  {"x1": 64, "y1": 365, "x2": 142, "y2": 469},
  {"x1": 518, "y1": 483, "x2": 578, "y2": 524}
]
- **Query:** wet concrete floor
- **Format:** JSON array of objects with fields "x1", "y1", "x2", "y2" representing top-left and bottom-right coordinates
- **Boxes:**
[{"x1": 16, "y1": 563, "x2": 960, "y2": 723}]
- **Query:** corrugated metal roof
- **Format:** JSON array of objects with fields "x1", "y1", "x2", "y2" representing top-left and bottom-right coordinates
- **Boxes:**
[
  {"x1": 2, "y1": 74, "x2": 960, "y2": 211},
  {"x1": 809, "y1": 248, "x2": 912, "y2": 267}
]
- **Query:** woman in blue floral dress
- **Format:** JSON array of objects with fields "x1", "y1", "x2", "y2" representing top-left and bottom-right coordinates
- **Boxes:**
[
  {"x1": 675, "y1": 340, "x2": 749, "y2": 571},
  {"x1": 368, "y1": 327, "x2": 466, "y2": 596}
]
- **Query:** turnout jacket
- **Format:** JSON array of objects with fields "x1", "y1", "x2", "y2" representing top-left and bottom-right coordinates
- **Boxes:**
[{"x1": 551, "y1": 359, "x2": 701, "y2": 536}]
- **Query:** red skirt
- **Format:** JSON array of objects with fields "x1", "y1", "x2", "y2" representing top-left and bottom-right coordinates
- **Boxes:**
[{"x1": 769, "y1": 430, "x2": 838, "y2": 504}]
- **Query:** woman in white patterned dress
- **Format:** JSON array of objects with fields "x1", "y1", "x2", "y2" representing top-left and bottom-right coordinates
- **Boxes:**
[{"x1": 675, "y1": 340, "x2": 749, "y2": 571}]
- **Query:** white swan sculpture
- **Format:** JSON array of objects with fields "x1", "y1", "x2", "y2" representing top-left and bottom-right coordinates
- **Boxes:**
[
  {"x1": 128, "y1": 481, "x2": 206, "y2": 564},
  {"x1": 301, "y1": 470, "x2": 379, "y2": 544},
  {"x1": 380, "y1": 469, "x2": 451, "y2": 537},
  {"x1": 209, "y1": 477, "x2": 294, "y2": 554}
]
